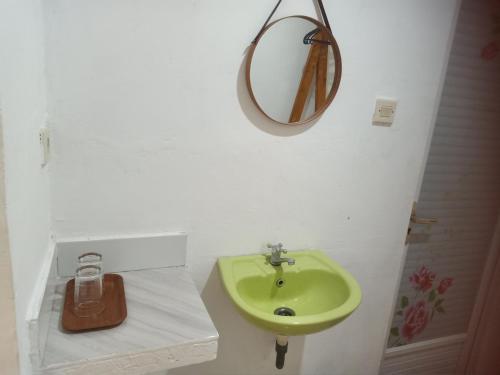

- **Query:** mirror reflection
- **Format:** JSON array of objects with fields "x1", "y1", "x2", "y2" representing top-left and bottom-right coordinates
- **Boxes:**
[{"x1": 247, "y1": 16, "x2": 341, "y2": 125}]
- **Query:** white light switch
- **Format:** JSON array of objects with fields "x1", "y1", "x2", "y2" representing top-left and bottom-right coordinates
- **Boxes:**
[{"x1": 372, "y1": 98, "x2": 397, "y2": 126}]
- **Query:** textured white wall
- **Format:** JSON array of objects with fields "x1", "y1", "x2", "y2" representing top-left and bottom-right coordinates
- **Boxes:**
[
  {"x1": 0, "y1": 0, "x2": 51, "y2": 374},
  {"x1": 43, "y1": 0, "x2": 459, "y2": 374}
]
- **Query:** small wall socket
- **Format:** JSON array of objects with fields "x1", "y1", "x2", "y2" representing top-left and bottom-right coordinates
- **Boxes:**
[{"x1": 39, "y1": 127, "x2": 50, "y2": 166}]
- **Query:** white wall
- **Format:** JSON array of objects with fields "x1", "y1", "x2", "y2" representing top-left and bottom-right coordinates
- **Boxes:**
[
  {"x1": 0, "y1": 0, "x2": 51, "y2": 373},
  {"x1": 43, "y1": 0, "x2": 460, "y2": 374}
]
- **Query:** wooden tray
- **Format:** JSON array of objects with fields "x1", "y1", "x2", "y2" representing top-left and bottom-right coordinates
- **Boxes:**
[{"x1": 62, "y1": 273, "x2": 127, "y2": 332}]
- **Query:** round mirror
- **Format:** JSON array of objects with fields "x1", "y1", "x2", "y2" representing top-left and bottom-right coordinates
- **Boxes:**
[{"x1": 246, "y1": 16, "x2": 341, "y2": 125}]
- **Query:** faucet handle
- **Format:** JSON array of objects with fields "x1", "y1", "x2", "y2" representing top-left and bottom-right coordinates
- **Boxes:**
[{"x1": 267, "y1": 243, "x2": 285, "y2": 254}]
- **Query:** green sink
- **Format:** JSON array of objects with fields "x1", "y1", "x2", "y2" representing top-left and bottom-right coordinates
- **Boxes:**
[{"x1": 218, "y1": 250, "x2": 361, "y2": 336}]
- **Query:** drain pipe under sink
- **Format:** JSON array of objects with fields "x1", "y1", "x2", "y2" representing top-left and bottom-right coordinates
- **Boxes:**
[{"x1": 275, "y1": 335, "x2": 288, "y2": 369}]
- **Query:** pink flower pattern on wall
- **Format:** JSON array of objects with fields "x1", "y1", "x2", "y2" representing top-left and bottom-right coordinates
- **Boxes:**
[
  {"x1": 437, "y1": 277, "x2": 453, "y2": 294},
  {"x1": 409, "y1": 266, "x2": 435, "y2": 293},
  {"x1": 401, "y1": 300, "x2": 430, "y2": 341},
  {"x1": 388, "y1": 266, "x2": 454, "y2": 347}
]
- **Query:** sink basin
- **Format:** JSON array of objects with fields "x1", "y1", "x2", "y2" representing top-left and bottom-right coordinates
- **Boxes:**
[{"x1": 218, "y1": 250, "x2": 361, "y2": 336}]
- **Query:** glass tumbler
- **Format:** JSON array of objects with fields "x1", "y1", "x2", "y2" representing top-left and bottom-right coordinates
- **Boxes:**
[
  {"x1": 74, "y1": 265, "x2": 105, "y2": 318},
  {"x1": 78, "y1": 252, "x2": 103, "y2": 269}
]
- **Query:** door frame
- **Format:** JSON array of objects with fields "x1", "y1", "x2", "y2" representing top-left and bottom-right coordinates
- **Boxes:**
[
  {"x1": 0, "y1": 106, "x2": 20, "y2": 374},
  {"x1": 457, "y1": 216, "x2": 500, "y2": 373}
]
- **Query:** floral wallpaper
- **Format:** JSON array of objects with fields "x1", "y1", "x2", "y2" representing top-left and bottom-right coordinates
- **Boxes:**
[
  {"x1": 481, "y1": 0, "x2": 500, "y2": 60},
  {"x1": 388, "y1": 266, "x2": 454, "y2": 347}
]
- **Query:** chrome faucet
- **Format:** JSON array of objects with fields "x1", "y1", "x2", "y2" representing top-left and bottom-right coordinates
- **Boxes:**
[{"x1": 267, "y1": 243, "x2": 295, "y2": 266}]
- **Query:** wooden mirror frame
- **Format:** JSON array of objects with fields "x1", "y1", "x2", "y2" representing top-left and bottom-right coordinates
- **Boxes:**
[{"x1": 246, "y1": 15, "x2": 342, "y2": 126}]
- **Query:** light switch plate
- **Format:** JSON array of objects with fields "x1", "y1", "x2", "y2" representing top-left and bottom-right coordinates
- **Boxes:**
[{"x1": 372, "y1": 98, "x2": 398, "y2": 126}]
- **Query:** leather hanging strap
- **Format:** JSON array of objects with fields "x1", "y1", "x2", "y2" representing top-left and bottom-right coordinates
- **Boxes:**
[
  {"x1": 251, "y1": 0, "x2": 332, "y2": 45},
  {"x1": 317, "y1": 0, "x2": 331, "y2": 31},
  {"x1": 252, "y1": 0, "x2": 283, "y2": 44}
]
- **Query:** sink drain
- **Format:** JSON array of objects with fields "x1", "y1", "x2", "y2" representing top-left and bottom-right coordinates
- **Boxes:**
[{"x1": 274, "y1": 307, "x2": 295, "y2": 316}]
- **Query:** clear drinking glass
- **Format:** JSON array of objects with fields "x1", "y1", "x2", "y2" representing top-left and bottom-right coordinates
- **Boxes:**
[
  {"x1": 78, "y1": 252, "x2": 103, "y2": 269},
  {"x1": 74, "y1": 265, "x2": 105, "y2": 318}
]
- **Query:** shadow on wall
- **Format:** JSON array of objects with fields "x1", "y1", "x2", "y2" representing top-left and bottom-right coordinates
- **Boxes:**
[
  {"x1": 167, "y1": 265, "x2": 306, "y2": 375},
  {"x1": 236, "y1": 50, "x2": 317, "y2": 137}
]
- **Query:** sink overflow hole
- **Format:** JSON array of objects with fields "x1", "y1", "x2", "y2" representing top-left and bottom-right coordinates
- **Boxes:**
[
  {"x1": 274, "y1": 307, "x2": 295, "y2": 316},
  {"x1": 275, "y1": 278, "x2": 285, "y2": 287}
]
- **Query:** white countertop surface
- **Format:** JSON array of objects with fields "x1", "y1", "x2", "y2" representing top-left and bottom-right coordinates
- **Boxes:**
[{"x1": 40, "y1": 267, "x2": 218, "y2": 374}]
